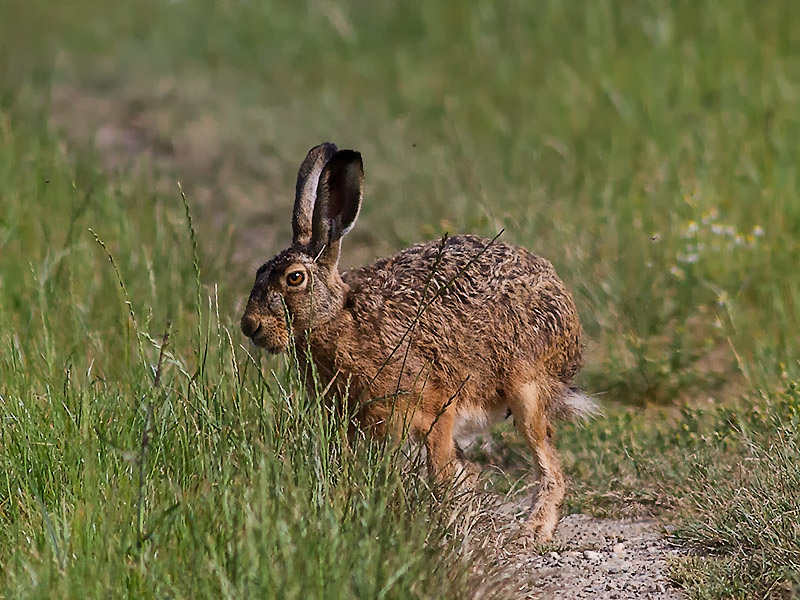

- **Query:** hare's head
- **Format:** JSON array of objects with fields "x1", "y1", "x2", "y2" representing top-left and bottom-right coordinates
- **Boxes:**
[{"x1": 241, "y1": 143, "x2": 363, "y2": 353}]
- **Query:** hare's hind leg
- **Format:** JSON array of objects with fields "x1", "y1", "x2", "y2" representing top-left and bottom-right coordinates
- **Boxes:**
[{"x1": 507, "y1": 379, "x2": 566, "y2": 542}]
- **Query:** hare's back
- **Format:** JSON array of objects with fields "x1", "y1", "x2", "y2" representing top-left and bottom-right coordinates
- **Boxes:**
[
  {"x1": 342, "y1": 235, "x2": 555, "y2": 284},
  {"x1": 345, "y1": 234, "x2": 559, "y2": 303},
  {"x1": 342, "y1": 235, "x2": 580, "y2": 379}
]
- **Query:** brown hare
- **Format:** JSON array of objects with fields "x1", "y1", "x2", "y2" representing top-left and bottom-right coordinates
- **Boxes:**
[{"x1": 240, "y1": 142, "x2": 594, "y2": 541}]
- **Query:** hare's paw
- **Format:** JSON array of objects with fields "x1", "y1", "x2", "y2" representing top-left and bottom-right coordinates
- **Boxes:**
[{"x1": 526, "y1": 508, "x2": 559, "y2": 543}]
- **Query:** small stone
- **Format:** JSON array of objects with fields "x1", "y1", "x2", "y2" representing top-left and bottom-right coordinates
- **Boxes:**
[
  {"x1": 612, "y1": 542, "x2": 626, "y2": 556},
  {"x1": 647, "y1": 546, "x2": 660, "y2": 554},
  {"x1": 548, "y1": 551, "x2": 561, "y2": 561},
  {"x1": 584, "y1": 550, "x2": 602, "y2": 561}
]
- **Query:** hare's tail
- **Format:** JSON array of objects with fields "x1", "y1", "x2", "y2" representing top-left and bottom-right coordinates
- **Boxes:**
[{"x1": 550, "y1": 386, "x2": 599, "y2": 421}]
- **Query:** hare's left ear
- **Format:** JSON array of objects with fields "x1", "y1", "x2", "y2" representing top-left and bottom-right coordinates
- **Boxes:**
[
  {"x1": 310, "y1": 149, "x2": 363, "y2": 267},
  {"x1": 292, "y1": 142, "x2": 339, "y2": 247}
]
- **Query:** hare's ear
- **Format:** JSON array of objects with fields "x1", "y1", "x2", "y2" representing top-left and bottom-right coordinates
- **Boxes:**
[
  {"x1": 292, "y1": 142, "x2": 338, "y2": 247},
  {"x1": 310, "y1": 149, "x2": 363, "y2": 267}
]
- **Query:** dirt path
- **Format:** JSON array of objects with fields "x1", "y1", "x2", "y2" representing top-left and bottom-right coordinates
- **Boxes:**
[
  {"x1": 460, "y1": 493, "x2": 685, "y2": 600},
  {"x1": 523, "y1": 514, "x2": 684, "y2": 599}
]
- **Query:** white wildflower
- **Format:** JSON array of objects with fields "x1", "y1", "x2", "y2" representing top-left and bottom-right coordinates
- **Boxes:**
[{"x1": 702, "y1": 208, "x2": 719, "y2": 224}]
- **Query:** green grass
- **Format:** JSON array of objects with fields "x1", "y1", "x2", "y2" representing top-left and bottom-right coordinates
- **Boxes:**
[
  {"x1": 0, "y1": 114, "x2": 471, "y2": 599},
  {"x1": 2, "y1": 1, "x2": 800, "y2": 598},
  {"x1": 564, "y1": 387, "x2": 800, "y2": 597}
]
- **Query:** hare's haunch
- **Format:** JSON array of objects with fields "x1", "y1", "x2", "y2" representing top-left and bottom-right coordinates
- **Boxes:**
[{"x1": 241, "y1": 143, "x2": 594, "y2": 541}]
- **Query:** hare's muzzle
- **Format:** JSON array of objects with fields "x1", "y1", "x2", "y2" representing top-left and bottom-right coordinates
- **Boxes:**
[
  {"x1": 240, "y1": 312, "x2": 260, "y2": 337},
  {"x1": 240, "y1": 311, "x2": 289, "y2": 354}
]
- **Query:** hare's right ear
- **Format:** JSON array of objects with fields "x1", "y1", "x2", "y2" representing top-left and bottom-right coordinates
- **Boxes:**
[
  {"x1": 310, "y1": 150, "x2": 363, "y2": 268},
  {"x1": 292, "y1": 142, "x2": 338, "y2": 247}
]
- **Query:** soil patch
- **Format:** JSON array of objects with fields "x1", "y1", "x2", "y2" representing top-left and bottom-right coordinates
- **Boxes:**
[
  {"x1": 464, "y1": 502, "x2": 685, "y2": 599},
  {"x1": 527, "y1": 514, "x2": 683, "y2": 599}
]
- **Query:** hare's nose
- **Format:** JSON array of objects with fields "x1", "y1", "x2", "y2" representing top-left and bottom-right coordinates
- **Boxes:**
[{"x1": 241, "y1": 312, "x2": 260, "y2": 337}]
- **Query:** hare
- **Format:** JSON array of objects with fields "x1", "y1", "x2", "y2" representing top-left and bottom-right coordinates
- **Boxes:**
[{"x1": 240, "y1": 142, "x2": 594, "y2": 541}]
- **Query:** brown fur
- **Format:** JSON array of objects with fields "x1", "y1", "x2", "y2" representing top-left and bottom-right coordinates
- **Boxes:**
[{"x1": 240, "y1": 143, "x2": 591, "y2": 541}]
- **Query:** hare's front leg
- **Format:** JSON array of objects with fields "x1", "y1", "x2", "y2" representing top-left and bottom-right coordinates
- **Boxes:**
[
  {"x1": 508, "y1": 379, "x2": 566, "y2": 542},
  {"x1": 419, "y1": 394, "x2": 483, "y2": 490},
  {"x1": 359, "y1": 394, "x2": 457, "y2": 481},
  {"x1": 422, "y1": 406, "x2": 458, "y2": 483}
]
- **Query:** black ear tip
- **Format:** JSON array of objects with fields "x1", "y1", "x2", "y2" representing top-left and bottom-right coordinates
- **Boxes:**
[{"x1": 331, "y1": 149, "x2": 363, "y2": 168}]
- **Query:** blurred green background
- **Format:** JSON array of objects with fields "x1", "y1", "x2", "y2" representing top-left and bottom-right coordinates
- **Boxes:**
[{"x1": 7, "y1": 1, "x2": 799, "y2": 400}]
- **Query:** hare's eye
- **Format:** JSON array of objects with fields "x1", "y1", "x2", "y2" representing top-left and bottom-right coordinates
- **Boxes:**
[{"x1": 286, "y1": 270, "x2": 305, "y2": 287}]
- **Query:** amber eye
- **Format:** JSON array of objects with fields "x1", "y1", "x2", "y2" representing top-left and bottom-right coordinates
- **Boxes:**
[{"x1": 286, "y1": 270, "x2": 305, "y2": 287}]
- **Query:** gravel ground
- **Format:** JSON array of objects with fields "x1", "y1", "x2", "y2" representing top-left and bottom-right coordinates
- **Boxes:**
[
  {"x1": 524, "y1": 514, "x2": 685, "y2": 599},
  {"x1": 460, "y1": 497, "x2": 686, "y2": 600}
]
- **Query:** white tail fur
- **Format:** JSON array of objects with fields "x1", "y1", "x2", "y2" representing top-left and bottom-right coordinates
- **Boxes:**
[{"x1": 552, "y1": 386, "x2": 599, "y2": 421}]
